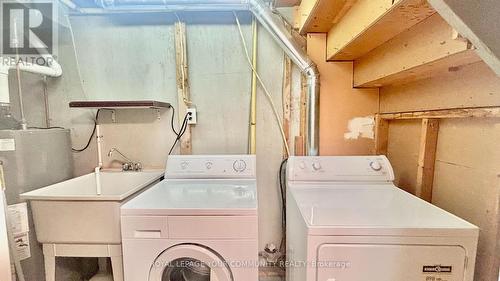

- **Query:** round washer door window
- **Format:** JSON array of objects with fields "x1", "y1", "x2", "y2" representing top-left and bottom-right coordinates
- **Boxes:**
[{"x1": 149, "y1": 244, "x2": 233, "y2": 281}]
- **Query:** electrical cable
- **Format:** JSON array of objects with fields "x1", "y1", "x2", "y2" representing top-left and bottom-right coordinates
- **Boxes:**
[
  {"x1": 168, "y1": 108, "x2": 189, "y2": 155},
  {"x1": 28, "y1": 126, "x2": 65, "y2": 130},
  {"x1": 233, "y1": 12, "x2": 290, "y2": 157},
  {"x1": 71, "y1": 109, "x2": 102, "y2": 153},
  {"x1": 278, "y1": 158, "x2": 288, "y2": 253}
]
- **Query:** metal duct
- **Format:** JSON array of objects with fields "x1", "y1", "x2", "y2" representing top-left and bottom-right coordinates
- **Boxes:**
[{"x1": 96, "y1": 0, "x2": 320, "y2": 156}]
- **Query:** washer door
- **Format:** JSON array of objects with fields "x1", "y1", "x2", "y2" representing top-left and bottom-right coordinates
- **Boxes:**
[{"x1": 149, "y1": 244, "x2": 233, "y2": 281}]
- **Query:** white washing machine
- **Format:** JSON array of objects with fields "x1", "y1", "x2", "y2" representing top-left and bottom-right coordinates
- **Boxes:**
[
  {"x1": 286, "y1": 156, "x2": 479, "y2": 281},
  {"x1": 121, "y1": 155, "x2": 258, "y2": 281}
]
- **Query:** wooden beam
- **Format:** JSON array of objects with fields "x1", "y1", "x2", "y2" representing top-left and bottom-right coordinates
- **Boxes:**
[
  {"x1": 416, "y1": 119, "x2": 439, "y2": 202},
  {"x1": 282, "y1": 56, "x2": 292, "y2": 155},
  {"x1": 294, "y1": 136, "x2": 305, "y2": 156},
  {"x1": 379, "y1": 107, "x2": 500, "y2": 120},
  {"x1": 174, "y1": 21, "x2": 192, "y2": 155},
  {"x1": 353, "y1": 14, "x2": 481, "y2": 88},
  {"x1": 374, "y1": 115, "x2": 389, "y2": 155},
  {"x1": 327, "y1": 0, "x2": 436, "y2": 61},
  {"x1": 296, "y1": 0, "x2": 356, "y2": 34}
]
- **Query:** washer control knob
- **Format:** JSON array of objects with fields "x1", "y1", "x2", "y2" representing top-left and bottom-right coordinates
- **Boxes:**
[
  {"x1": 180, "y1": 161, "x2": 189, "y2": 170},
  {"x1": 312, "y1": 161, "x2": 322, "y2": 171},
  {"x1": 205, "y1": 161, "x2": 213, "y2": 170},
  {"x1": 369, "y1": 161, "x2": 382, "y2": 171},
  {"x1": 299, "y1": 161, "x2": 306, "y2": 169},
  {"x1": 233, "y1": 160, "x2": 247, "y2": 173}
]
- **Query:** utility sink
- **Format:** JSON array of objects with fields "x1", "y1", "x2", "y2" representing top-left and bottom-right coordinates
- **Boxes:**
[{"x1": 20, "y1": 171, "x2": 163, "y2": 244}]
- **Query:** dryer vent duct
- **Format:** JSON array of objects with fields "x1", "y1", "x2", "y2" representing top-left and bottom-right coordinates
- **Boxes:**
[{"x1": 97, "y1": 0, "x2": 320, "y2": 156}]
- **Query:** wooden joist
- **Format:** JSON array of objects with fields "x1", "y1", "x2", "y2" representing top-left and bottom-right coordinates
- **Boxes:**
[
  {"x1": 353, "y1": 14, "x2": 481, "y2": 88},
  {"x1": 296, "y1": 0, "x2": 356, "y2": 34},
  {"x1": 327, "y1": 0, "x2": 436, "y2": 61},
  {"x1": 415, "y1": 119, "x2": 439, "y2": 202}
]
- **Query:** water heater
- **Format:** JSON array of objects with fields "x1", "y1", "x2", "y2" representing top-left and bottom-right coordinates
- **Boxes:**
[{"x1": 0, "y1": 128, "x2": 73, "y2": 281}]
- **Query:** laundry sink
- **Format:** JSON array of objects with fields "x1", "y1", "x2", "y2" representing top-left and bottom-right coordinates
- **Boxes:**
[{"x1": 20, "y1": 171, "x2": 163, "y2": 244}]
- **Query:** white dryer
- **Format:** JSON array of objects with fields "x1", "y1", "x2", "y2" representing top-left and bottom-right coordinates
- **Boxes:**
[
  {"x1": 286, "y1": 156, "x2": 478, "y2": 281},
  {"x1": 121, "y1": 155, "x2": 258, "y2": 281}
]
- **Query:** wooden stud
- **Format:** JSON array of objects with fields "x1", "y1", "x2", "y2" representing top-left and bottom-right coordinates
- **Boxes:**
[
  {"x1": 174, "y1": 21, "x2": 192, "y2": 155},
  {"x1": 374, "y1": 115, "x2": 389, "y2": 155},
  {"x1": 327, "y1": 0, "x2": 436, "y2": 60},
  {"x1": 416, "y1": 119, "x2": 439, "y2": 202},
  {"x1": 282, "y1": 56, "x2": 292, "y2": 155},
  {"x1": 353, "y1": 14, "x2": 480, "y2": 88},
  {"x1": 294, "y1": 136, "x2": 305, "y2": 156}
]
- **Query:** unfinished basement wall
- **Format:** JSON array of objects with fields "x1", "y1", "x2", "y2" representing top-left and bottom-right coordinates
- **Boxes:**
[
  {"x1": 10, "y1": 10, "x2": 295, "y2": 257},
  {"x1": 306, "y1": 34, "x2": 379, "y2": 155},
  {"x1": 380, "y1": 61, "x2": 500, "y2": 281}
]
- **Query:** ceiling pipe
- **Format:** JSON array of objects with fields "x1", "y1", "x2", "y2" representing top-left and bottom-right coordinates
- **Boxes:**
[{"x1": 96, "y1": 0, "x2": 320, "y2": 156}]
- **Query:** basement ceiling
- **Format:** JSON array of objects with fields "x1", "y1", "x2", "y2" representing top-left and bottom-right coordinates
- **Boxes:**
[{"x1": 69, "y1": 0, "x2": 299, "y2": 8}]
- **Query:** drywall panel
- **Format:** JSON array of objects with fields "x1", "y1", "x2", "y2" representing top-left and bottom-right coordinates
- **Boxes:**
[
  {"x1": 380, "y1": 62, "x2": 500, "y2": 113},
  {"x1": 306, "y1": 34, "x2": 379, "y2": 156},
  {"x1": 428, "y1": 0, "x2": 500, "y2": 76}
]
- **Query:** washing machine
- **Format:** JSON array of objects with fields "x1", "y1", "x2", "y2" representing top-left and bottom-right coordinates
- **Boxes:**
[
  {"x1": 121, "y1": 155, "x2": 258, "y2": 281},
  {"x1": 286, "y1": 156, "x2": 479, "y2": 281}
]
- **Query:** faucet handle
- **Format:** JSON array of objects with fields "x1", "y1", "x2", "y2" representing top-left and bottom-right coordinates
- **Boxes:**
[
  {"x1": 134, "y1": 163, "x2": 142, "y2": 171},
  {"x1": 122, "y1": 162, "x2": 131, "y2": 171}
]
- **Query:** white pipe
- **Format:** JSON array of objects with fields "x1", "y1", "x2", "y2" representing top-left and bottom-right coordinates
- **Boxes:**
[
  {"x1": 95, "y1": 124, "x2": 103, "y2": 195},
  {"x1": 94, "y1": 0, "x2": 320, "y2": 156},
  {"x1": 95, "y1": 167, "x2": 102, "y2": 195},
  {"x1": 0, "y1": 26, "x2": 63, "y2": 106}
]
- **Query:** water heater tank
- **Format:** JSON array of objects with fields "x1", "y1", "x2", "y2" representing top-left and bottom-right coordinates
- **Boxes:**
[{"x1": 0, "y1": 128, "x2": 73, "y2": 281}]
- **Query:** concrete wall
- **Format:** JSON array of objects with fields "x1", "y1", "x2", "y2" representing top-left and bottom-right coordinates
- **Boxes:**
[
  {"x1": 380, "y1": 62, "x2": 500, "y2": 281},
  {"x1": 10, "y1": 9, "x2": 295, "y2": 262}
]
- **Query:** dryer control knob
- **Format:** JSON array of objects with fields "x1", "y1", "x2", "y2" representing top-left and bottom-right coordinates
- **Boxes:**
[
  {"x1": 312, "y1": 162, "x2": 322, "y2": 171},
  {"x1": 233, "y1": 160, "x2": 247, "y2": 172},
  {"x1": 370, "y1": 161, "x2": 382, "y2": 171}
]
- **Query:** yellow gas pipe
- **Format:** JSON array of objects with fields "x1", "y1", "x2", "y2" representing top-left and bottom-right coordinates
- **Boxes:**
[{"x1": 249, "y1": 18, "x2": 258, "y2": 154}]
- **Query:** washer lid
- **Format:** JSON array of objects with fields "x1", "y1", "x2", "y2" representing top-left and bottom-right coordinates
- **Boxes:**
[
  {"x1": 289, "y1": 184, "x2": 478, "y2": 236},
  {"x1": 121, "y1": 179, "x2": 257, "y2": 216}
]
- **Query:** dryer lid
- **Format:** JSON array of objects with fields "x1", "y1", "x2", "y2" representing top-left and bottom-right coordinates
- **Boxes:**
[{"x1": 289, "y1": 184, "x2": 478, "y2": 236}]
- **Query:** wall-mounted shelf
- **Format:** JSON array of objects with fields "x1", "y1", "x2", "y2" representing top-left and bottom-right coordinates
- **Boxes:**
[{"x1": 69, "y1": 100, "x2": 171, "y2": 109}]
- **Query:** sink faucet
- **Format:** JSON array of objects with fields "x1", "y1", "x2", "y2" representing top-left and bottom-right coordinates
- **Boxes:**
[{"x1": 107, "y1": 148, "x2": 142, "y2": 171}]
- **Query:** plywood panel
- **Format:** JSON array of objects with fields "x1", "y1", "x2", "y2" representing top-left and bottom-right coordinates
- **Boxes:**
[
  {"x1": 432, "y1": 118, "x2": 500, "y2": 281},
  {"x1": 307, "y1": 34, "x2": 379, "y2": 156},
  {"x1": 380, "y1": 62, "x2": 500, "y2": 113},
  {"x1": 386, "y1": 120, "x2": 421, "y2": 194},
  {"x1": 327, "y1": 0, "x2": 436, "y2": 60},
  {"x1": 353, "y1": 14, "x2": 480, "y2": 87},
  {"x1": 381, "y1": 58, "x2": 500, "y2": 281}
]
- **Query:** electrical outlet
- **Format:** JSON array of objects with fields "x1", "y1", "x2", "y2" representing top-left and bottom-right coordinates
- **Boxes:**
[{"x1": 186, "y1": 108, "x2": 197, "y2": 125}]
